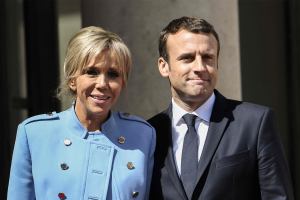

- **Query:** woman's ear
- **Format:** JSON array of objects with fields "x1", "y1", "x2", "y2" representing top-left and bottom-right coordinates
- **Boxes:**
[
  {"x1": 69, "y1": 79, "x2": 77, "y2": 91},
  {"x1": 158, "y1": 57, "x2": 170, "y2": 77}
]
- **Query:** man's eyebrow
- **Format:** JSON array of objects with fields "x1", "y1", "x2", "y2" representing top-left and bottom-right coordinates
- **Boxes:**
[
  {"x1": 176, "y1": 52, "x2": 195, "y2": 61},
  {"x1": 202, "y1": 52, "x2": 216, "y2": 57}
]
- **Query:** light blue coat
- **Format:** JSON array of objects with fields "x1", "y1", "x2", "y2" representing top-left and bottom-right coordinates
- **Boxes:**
[{"x1": 8, "y1": 107, "x2": 156, "y2": 200}]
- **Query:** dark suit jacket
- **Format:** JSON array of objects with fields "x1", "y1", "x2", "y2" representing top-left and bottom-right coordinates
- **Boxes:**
[{"x1": 148, "y1": 90, "x2": 294, "y2": 200}]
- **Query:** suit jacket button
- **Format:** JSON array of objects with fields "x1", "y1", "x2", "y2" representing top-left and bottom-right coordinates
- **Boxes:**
[
  {"x1": 132, "y1": 191, "x2": 139, "y2": 198},
  {"x1": 60, "y1": 163, "x2": 69, "y2": 170}
]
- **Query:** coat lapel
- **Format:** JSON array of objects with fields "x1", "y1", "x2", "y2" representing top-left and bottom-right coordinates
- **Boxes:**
[
  {"x1": 163, "y1": 106, "x2": 188, "y2": 200},
  {"x1": 153, "y1": 91, "x2": 231, "y2": 199},
  {"x1": 195, "y1": 91, "x2": 230, "y2": 184}
]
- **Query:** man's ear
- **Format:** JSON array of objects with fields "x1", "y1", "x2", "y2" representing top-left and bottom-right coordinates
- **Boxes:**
[{"x1": 158, "y1": 57, "x2": 170, "y2": 77}]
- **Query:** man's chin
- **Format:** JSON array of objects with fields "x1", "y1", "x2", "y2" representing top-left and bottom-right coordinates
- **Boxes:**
[
  {"x1": 190, "y1": 88, "x2": 210, "y2": 96},
  {"x1": 186, "y1": 90, "x2": 212, "y2": 101}
]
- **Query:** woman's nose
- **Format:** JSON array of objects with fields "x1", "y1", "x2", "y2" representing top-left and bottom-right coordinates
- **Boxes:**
[{"x1": 95, "y1": 74, "x2": 108, "y2": 88}]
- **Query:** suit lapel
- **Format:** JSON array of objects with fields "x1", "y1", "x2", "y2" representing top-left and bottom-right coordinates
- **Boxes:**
[
  {"x1": 163, "y1": 106, "x2": 188, "y2": 200},
  {"x1": 153, "y1": 91, "x2": 231, "y2": 199},
  {"x1": 165, "y1": 148, "x2": 186, "y2": 197},
  {"x1": 196, "y1": 91, "x2": 230, "y2": 184}
]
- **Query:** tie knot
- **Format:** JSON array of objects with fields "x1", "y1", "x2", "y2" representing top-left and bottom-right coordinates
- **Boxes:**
[{"x1": 182, "y1": 114, "x2": 197, "y2": 126}]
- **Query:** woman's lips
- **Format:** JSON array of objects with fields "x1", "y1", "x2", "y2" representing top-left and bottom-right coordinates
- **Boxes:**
[{"x1": 90, "y1": 95, "x2": 110, "y2": 103}]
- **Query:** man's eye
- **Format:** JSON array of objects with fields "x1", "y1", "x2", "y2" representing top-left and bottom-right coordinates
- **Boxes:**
[
  {"x1": 85, "y1": 68, "x2": 99, "y2": 76},
  {"x1": 202, "y1": 55, "x2": 214, "y2": 61},
  {"x1": 179, "y1": 54, "x2": 195, "y2": 63},
  {"x1": 107, "y1": 69, "x2": 120, "y2": 79},
  {"x1": 181, "y1": 56, "x2": 194, "y2": 63}
]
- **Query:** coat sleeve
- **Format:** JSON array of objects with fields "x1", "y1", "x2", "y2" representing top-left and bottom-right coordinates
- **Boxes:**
[
  {"x1": 257, "y1": 109, "x2": 294, "y2": 200},
  {"x1": 144, "y1": 126, "x2": 156, "y2": 200},
  {"x1": 7, "y1": 123, "x2": 35, "y2": 200}
]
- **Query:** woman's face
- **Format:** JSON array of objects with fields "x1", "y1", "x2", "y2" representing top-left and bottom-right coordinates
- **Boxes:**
[{"x1": 70, "y1": 50, "x2": 124, "y2": 127}]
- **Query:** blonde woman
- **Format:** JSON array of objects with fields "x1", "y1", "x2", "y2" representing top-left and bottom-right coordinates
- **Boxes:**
[{"x1": 8, "y1": 26, "x2": 155, "y2": 200}]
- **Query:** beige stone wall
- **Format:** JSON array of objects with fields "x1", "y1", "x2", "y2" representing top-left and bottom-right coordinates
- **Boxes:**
[
  {"x1": 57, "y1": 0, "x2": 82, "y2": 109},
  {"x1": 80, "y1": 0, "x2": 241, "y2": 119}
]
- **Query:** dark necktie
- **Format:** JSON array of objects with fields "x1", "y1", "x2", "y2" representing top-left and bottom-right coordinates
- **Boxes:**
[{"x1": 181, "y1": 114, "x2": 198, "y2": 199}]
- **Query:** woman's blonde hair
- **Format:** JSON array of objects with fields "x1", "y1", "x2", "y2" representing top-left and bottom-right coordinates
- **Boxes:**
[{"x1": 57, "y1": 26, "x2": 132, "y2": 98}]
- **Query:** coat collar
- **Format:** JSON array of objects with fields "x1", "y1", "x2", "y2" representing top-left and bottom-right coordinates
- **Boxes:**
[{"x1": 61, "y1": 106, "x2": 118, "y2": 139}]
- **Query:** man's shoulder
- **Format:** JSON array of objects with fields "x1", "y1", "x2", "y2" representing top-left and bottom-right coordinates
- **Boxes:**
[
  {"x1": 213, "y1": 91, "x2": 273, "y2": 121},
  {"x1": 226, "y1": 98, "x2": 270, "y2": 112},
  {"x1": 215, "y1": 91, "x2": 271, "y2": 112},
  {"x1": 148, "y1": 109, "x2": 169, "y2": 122},
  {"x1": 221, "y1": 97, "x2": 273, "y2": 120},
  {"x1": 147, "y1": 109, "x2": 171, "y2": 130}
]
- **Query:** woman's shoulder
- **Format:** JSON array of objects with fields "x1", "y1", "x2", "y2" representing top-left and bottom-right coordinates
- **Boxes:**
[
  {"x1": 17, "y1": 110, "x2": 73, "y2": 140},
  {"x1": 113, "y1": 111, "x2": 153, "y2": 130},
  {"x1": 112, "y1": 112, "x2": 156, "y2": 148},
  {"x1": 19, "y1": 108, "x2": 72, "y2": 129},
  {"x1": 21, "y1": 111, "x2": 59, "y2": 126},
  {"x1": 22, "y1": 106, "x2": 76, "y2": 123}
]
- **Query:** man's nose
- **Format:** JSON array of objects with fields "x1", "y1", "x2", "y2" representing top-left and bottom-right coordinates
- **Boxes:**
[{"x1": 194, "y1": 56, "x2": 206, "y2": 71}]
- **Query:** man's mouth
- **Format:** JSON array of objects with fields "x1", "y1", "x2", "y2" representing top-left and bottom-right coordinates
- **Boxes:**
[{"x1": 187, "y1": 78, "x2": 209, "y2": 84}]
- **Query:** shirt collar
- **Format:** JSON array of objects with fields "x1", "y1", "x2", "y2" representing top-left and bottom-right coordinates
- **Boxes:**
[{"x1": 172, "y1": 92, "x2": 215, "y2": 125}]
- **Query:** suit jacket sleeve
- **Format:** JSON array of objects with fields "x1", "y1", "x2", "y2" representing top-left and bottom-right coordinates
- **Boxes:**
[
  {"x1": 258, "y1": 109, "x2": 294, "y2": 200},
  {"x1": 8, "y1": 123, "x2": 35, "y2": 200},
  {"x1": 145, "y1": 127, "x2": 156, "y2": 200}
]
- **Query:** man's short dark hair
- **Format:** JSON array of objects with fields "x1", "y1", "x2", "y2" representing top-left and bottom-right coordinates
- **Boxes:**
[{"x1": 159, "y1": 16, "x2": 220, "y2": 61}]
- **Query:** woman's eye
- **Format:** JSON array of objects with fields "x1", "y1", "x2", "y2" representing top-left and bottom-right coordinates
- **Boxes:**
[
  {"x1": 85, "y1": 68, "x2": 99, "y2": 76},
  {"x1": 107, "y1": 69, "x2": 120, "y2": 79}
]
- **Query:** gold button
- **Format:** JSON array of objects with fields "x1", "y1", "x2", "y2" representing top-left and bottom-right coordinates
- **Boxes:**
[
  {"x1": 127, "y1": 162, "x2": 135, "y2": 170},
  {"x1": 64, "y1": 139, "x2": 72, "y2": 146},
  {"x1": 132, "y1": 191, "x2": 139, "y2": 198},
  {"x1": 60, "y1": 163, "x2": 69, "y2": 170},
  {"x1": 118, "y1": 136, "x2": 125, "y2": 144}
]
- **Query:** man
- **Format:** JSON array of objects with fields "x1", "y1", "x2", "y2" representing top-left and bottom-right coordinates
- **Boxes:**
[{"x1": 148, "y1": 16, "x2": 294, "y2": 200}]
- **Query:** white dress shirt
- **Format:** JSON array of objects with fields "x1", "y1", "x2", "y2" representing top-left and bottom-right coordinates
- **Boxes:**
[{"x1": 171, "y1": 93, "x2": 215, "y2": 175}]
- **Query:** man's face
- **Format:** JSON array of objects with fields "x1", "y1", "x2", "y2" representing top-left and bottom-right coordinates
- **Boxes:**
[{"x1": 158, "y1": 29, "x2": 218, "y2": 111}]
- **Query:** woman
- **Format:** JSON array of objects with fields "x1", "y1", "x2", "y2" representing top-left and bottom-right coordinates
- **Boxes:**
[{"x1": 8, "y1": 26, "x2": 155, "y2": 200}]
